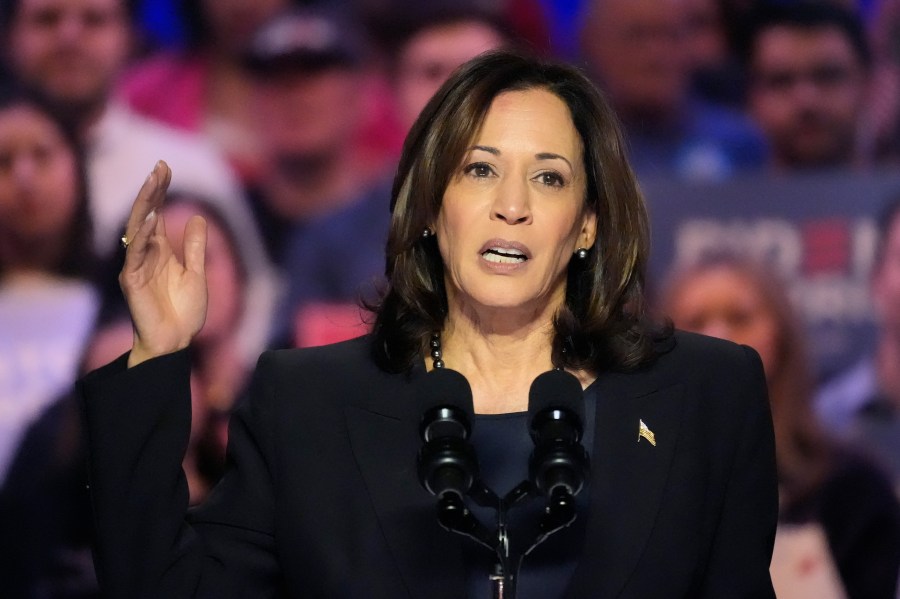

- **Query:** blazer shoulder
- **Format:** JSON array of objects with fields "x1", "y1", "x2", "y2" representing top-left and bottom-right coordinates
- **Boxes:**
[
  {"x1": 258, "y1": 334, "x2": 379, "y2": 376},
  {"x1": 251, "y1": 334, "x2": 409, "y2": 404},
  {"x1": 647, "y1": 330, "x2": 769, "y2": 424},
  {"x1": 661, "y1": 329, "x2": 765, "y2": 381}
]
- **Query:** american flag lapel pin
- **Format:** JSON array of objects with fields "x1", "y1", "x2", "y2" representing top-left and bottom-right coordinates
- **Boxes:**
[{"x1": 638, "y1": 419, "x2": 656, "y2": 446}]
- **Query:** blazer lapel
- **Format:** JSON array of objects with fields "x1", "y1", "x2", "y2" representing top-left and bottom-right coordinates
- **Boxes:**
[
  {"x1": 569, "y1": 371, "x2": 686, "y2": 598},
  {"x1": 343, "y1": 368, "x2": 468, "y2": 599}
]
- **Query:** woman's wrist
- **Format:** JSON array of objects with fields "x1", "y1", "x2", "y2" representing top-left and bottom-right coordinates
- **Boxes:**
[{"x1": 128, "y1": 339, "x2": 190, "y2": 368}]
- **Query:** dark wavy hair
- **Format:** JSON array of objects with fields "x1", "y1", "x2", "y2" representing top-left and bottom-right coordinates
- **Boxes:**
[{"x1": 371, "y1": 50, "x2": 667, "y2": 373}]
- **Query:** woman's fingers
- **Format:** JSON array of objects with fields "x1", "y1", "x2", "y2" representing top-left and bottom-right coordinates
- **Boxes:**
[
  {"x1": 121, "y1": 208, "x2": 158, "y2": 274},
  {"x1": 183, "y1": 215, "x2": 208, "y2": 277},
  {"x1": 122, "y1": 160, "x2": 171, "y2": 246}
]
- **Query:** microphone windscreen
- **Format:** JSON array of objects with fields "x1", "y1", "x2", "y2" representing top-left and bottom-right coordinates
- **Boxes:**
[
  {"x1": 527, "y1": 369, "x2": 585, "y2": 422},
  {"x1": 418, "y1": 367, "x2": 475, "y2": 415}
]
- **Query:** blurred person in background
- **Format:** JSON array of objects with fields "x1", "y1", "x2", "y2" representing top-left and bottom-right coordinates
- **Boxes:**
[
  {"x1": 817, "y1": 199, "x2": 900, "y2": 494},
  {"x1": 119, "y1": 0, "x2": 401, "y2": 187},
  {"x1": 0, "y1": 318, "x2": 119, "y2": 599},
  {"x1": 273, "y1": 3, "x2": 516, "y2": 348},
  {"x1": 683, "y1": 0, "x2": 749, "y2": 108},
  {"x1": 388, "y1": 4, "x2": 515, "y2": 133},
  {"x1": 117, "y1": 0, "x2": 296, "y2": 184},
  {"x1": 0, "y1": 192, "x2": 249, "y2": 597},
  {"x1": 160, "y1": 193, "x2": 254, "y2": 421},
  {"x1": 0, "y1": 89, "x2": 99, "y2": 492},
  {"x1": 1, "y1": 0, "x2": 278, "y2": 360},
  {"x1": 578, "y1": 0, "x2": 766, "y2": 180},
  {"x1": 241, "y1": 5, "x2": 392, "y2": 264},
  {"x1": 744, "y1": 2, "x2": 873, "y2": 171},
  {"x1": 660, "y1": 254, "x2": 900, "y2": 598},
  {"x1": 863, "y1": 0, "x2": 900, "y2": 163}
]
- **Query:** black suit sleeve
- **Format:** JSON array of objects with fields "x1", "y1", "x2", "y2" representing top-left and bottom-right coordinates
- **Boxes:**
[
  {"x1": 79, "y1": 349, "x2": 283, "y2": 598},
  {"x1": 698, "y1": 345, "x2": 778, "y2": 598}
]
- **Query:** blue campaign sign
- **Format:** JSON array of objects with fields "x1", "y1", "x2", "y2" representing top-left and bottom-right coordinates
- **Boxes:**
[{"x1": 642, "y1": 170, "x2": 900, "y2": 380}]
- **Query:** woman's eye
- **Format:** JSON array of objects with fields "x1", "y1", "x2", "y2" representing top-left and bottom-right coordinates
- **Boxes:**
[
  {"x1": 463, "y1": 162, "x2": 494, "y2": 178},
  {"x1": 536, "y1": 171, "x2": 565, "y2": 187}
]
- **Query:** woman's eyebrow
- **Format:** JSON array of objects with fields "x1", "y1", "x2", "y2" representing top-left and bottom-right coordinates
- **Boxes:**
[
  {"x1": 471, "y1": 145, "x2": 500, "y2": 155},
  {"x1": 535, "y1": 152, "x2": 573, "y2": 169},
  {"x1": 471, "y1": 146, "x2": 573, "y2": 170}
]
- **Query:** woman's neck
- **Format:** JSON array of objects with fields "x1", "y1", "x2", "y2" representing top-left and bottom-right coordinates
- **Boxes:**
[
  {"x1": 439, "y1": 327, "x2": 554, "y2": 415},
  {"x1": 436, "y1": 295, "x2": 562, "y2": 414}
]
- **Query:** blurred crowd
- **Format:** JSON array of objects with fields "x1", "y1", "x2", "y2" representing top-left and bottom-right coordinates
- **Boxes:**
[{"x1": 1, "y1": 0, "x2": 900, "y2": 596}]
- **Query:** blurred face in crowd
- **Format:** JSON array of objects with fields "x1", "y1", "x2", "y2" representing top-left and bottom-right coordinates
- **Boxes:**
[
  {"x1": 163, "y1": 203, "x2": 243, "y2": 346},
  {"x1": 684, "y1": 0, "x2": 727, "y2": 71},
  {"x1": 7, "y1": 0, "x2": 130, "y2": 117},
  {"x1": 580, "y1": 0, "x2": 690, "y2": 119},
  {"x1": 395, "y1": 20, "x2": 506, "y2": 130},
  {"x1": 665, "y1": 265, "x2": 780, "y2": 379},
  {"x1": 872, "y1": 213, "x2": 900, "y2": 337},
  {"x1": 436, "y1": 88, "x2": 596, "y2": 318},
  {"x1": 749, "y1": 25, "x2": 868, "y2": 169},
  {"x1": 200, "y1": 0, "x2": 288, "y2": 55},
  {"x1": 253, "y1": 68, "x2": 364, "y2": 168},
  {"x1": 0, "y1": 103, "x2": 79, "y2": 249}
]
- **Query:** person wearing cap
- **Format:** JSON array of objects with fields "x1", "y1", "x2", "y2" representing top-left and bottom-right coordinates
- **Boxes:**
[
  {"x1": 117, "y1": 0, "x2": 297, "y2": 184},
  {"x1": 239, "y1": 6, "x2": 395, "y2": 267}
]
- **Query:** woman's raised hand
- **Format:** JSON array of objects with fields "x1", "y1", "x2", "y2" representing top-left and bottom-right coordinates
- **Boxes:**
[{"x1": 120, "y1": 161, "x2": 208, "y2": 367}]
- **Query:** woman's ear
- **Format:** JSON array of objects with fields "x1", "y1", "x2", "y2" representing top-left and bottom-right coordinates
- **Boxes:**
[{"x1": 580, "y1": 211, "x2": 598, "y2": 251}]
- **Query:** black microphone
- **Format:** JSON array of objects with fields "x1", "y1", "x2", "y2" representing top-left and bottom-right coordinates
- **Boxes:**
[
  {"x1": 416, "y1": 368, "x2": 498, "y2": 550},
  {"x1": 416, "y1": 368, "x2": 478, "y2": 499},
  {"x1": 527, "y1": 369, "x2": 589, "y2": 500}
]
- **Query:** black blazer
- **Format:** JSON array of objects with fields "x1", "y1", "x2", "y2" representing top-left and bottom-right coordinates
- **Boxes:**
[{"x1": 79, "y1": 331, "x2": 777, "y2": 598}]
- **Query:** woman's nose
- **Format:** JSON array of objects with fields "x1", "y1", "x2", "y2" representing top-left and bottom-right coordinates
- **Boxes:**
[{"x1": 490, "y1": 176, "x2": 532, "y2": 225}]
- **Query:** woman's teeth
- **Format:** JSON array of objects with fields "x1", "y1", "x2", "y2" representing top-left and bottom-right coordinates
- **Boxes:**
[{"x1": 483, "y1": 248, "x2": 527, "y2": 263}]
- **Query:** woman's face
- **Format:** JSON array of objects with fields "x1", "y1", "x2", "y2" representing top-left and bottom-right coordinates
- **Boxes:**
[
  {"x1": 435, "y1": 88, "x2": 596, "y2": 319},
  {"x1": 0, "y1": 104, "x2": 79, "y2": 245},
  {"x1": 164, "y1": 204, "x2": 243, "y2": 343},
  {"x1": 666, "y1": 266, "x2": 780, "y2": 377}
]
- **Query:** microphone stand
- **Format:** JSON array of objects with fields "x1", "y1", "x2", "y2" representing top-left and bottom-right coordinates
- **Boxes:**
[
  {"x1": 418, "y1": 366, "x2": 586, "y2": 598},
  {"x1": 423, "y1": 453, "x2": 583, "y2": 598},
  {"x1": 489, "y1": 481, "x2": 531, "y2": 599},
  {"x1": 430, "y1": 478, "x2": 530, "y2": 598},
  {"x1": 489, "y1": 482, "x2": 579, "y2": 599}
]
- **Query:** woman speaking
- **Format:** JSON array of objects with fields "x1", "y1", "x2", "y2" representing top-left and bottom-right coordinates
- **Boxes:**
[{"x1": 79, "y1": 52, "x2": 777, "y2": 598}]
